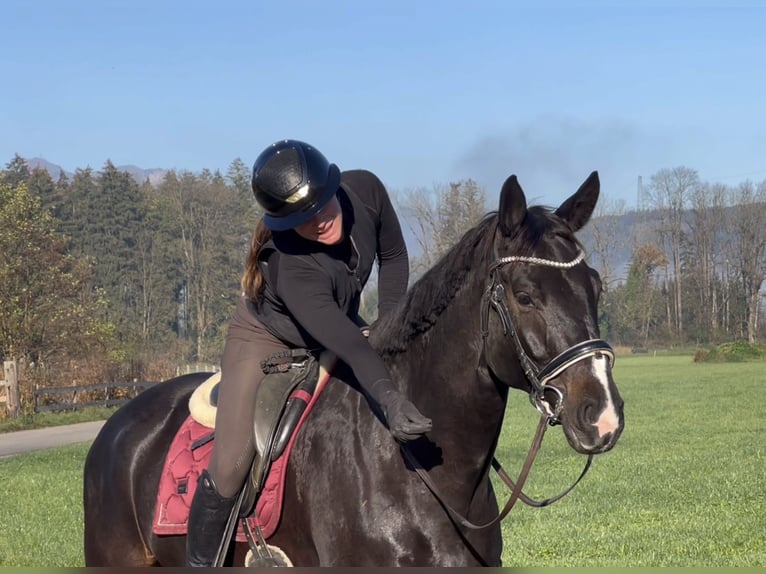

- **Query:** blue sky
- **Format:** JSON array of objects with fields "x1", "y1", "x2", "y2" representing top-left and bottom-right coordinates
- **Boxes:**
[{"x1": 2, "y1": 1, "x2": 765, "y2": 209}]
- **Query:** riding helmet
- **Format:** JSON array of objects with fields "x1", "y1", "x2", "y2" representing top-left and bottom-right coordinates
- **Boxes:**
[{"x1": 251, "y1": 139, "x2": 341, "y2": 231}]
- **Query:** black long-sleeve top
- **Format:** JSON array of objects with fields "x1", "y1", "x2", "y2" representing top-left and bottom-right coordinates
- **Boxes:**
[{"x1": 252, "y1": 169, "x2": 409, "y2": 390}]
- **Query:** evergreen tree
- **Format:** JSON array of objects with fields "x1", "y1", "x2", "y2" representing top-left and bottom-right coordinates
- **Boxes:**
[
  {"x1": 92, "y1": 161, "x2": 147, "y2": 346},
  {"x1": 1, "y1": 154, "x2": 31, "y2": 188},
  {"x1": 27, "y1": 167, "x2": 59, "y2": 217},
  {"x1": 58, "y1": 166, "x2": 98, "y2": 254},
  {"x1": 136, "y1": 178, "x2": 184, "y2": 348}
]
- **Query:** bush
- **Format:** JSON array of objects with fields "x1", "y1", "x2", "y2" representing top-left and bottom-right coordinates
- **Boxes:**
[{"x1": 694, "y1": 341, "x2": 766, "y2": 363}]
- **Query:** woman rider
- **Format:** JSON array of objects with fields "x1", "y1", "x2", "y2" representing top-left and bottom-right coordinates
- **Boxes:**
[{"x1": 186, "y1": 139, "x2": 432, "y2": 566}]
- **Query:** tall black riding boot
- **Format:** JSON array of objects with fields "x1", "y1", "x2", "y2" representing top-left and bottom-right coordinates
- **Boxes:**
[{"x1": 186, "y1": 469, "x2": 238, "y2": 567}]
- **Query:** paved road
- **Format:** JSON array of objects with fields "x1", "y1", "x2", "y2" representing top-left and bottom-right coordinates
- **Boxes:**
[{"x1": 0, "y1": 420, "x2": 105, "y2": 458}]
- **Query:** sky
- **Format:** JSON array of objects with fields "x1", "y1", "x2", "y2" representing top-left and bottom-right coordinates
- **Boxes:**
[{"x1": 2, "y1": 0, "x2": 765, "y2": 210}]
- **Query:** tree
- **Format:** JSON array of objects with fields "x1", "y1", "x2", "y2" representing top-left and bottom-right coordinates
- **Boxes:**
[
  {"x1": 57, "y1": 166, "x2": 99, "y2": 254},
  {"x1": 684, "y1": 182, "x2": 727, "y2": 342},
  {"x1": 726, "y1": 180, "x2": 766, "y2": 343},
  {"x1": 226, "y1": 158, "x2": 253, "y2": 202},
  {"x1": 90, "y1": 161, "x2": 147, "y2": 347},
  {"x1": 644, "y1": 167, "x2": 700, "y2": 340},
  {"x1": 1, "y1": 154, "x2": 31, "y2": 188},
  {"x1": 614, "y1": 244, "x2": 668, "y2": 346},
  {"x1": 226, "y1": 157, "x2": 263, "y2": 253},
  {"x1": 587, "y1": 196, "x2": 628, "y2": 341},
  {"x1": 158, "y1": 169, "x2": 253, "y2": 361},
  {"x1": 0, "y1": 182, "x2": 111, "y2": 365},
  {"x1": 134, "y1": 179, "x2": 182, "y2": 348},
  {"x1": 588, "y1": 196, "x2": 628, "y2": 294},
  {"x1": 26, "y1": 167, "x2": 59, "y2": 217},
  {"x1": 401, "y1": 179, "x2": 487, "y2": 276}
]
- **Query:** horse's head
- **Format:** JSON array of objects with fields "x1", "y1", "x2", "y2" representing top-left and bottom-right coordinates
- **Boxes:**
[{"x1": 482, "y1": 171, "x2": 624, "y2": 455}]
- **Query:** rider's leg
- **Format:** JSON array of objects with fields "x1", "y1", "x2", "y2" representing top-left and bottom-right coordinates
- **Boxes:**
[{"x1": 186, "y1": 297, "x2": 288, "y2": 566}]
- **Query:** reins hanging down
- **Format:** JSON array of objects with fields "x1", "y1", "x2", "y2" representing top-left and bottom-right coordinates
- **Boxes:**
[{"x1": 403, "y1": 411, "x2": 581, "y2": 531}]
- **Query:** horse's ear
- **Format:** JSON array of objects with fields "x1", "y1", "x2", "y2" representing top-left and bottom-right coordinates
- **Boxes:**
[
  {"x1": 555, "y1": 171, "x2": 600, "y2": 232},
  {"x1": 498, "y1": 175, "x2": 527, "y2": 237}
]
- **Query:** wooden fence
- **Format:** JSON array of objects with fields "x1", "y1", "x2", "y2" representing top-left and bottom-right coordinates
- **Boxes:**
[
  {"x1": 33, "y1": 364, "x2": 219, "y2": 413},
  {"x1": 33, "y1": 380, "x2": 159, "y2": 413},
  {"x1": 0, "y1": 361, "x2": 219, "y2": 416}
]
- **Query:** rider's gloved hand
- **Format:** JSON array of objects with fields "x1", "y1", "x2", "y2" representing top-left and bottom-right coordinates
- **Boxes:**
[
  {"x1": 382, "y1": 393, "x2": 433, "y2": 442},
  {"x1": 369, "y1": 379, "x2": 432, "y2": 442}
]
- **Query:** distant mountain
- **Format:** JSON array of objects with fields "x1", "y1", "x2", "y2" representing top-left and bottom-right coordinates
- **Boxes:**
[
  {"x1": 115, "y1": 164, "x2": 169, "y2": 186},
  {"x1": 26, "y1": 157, "x2": 169, "y2": 186},
  {"x1": 27, "y1": 157, "x2": 68, "y2": 180}
]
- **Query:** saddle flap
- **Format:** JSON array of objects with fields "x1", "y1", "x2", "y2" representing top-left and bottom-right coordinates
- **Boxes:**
[
  {"x1": 240, "y1": 352, "x2": 325, "y2": 517},
  {"x1": 253, "y1": 353, "x2": 319, "y2": 456}
]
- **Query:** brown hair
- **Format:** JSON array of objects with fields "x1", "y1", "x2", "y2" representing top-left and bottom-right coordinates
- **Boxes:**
[{"x1": 241, "y1": 218, "x2": 273, "y2": 301}]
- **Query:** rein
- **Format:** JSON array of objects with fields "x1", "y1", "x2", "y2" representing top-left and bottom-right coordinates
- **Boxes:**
[{"x1": 403, "y1": 239, "x2": 614, "y2": 532}]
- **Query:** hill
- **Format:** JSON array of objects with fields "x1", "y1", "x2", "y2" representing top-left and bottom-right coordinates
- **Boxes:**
[{"x1": 26, "y1": 157, "x2": 168, "y2": 186}]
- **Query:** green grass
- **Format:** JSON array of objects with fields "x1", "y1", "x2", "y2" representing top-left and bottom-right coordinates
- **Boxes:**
[
  {"x1": 0, "y1": 355, "x2": 763, "y2": 566},
  {"x1": 0, "y1": 443, "x2": 90, "y2": 566},
  {"x1": 0, "y1": 406, "x2": 116, "y2": 434},
  {"x1": 496, "y1": 355, "x2": 765, "y2": 566}
]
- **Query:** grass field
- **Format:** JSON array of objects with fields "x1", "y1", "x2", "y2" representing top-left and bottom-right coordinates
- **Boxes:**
[
  {"x1": 0, "y1": 355, "x2": 763, "y2": 566},
  {"x1": 496, "y1": 355, "x2": 765, "y2": 566}
]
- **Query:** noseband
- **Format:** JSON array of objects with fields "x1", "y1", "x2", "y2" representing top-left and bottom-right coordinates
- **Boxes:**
[{"x1": 480, "y1": 247, "x2": 615, "y2": 422}]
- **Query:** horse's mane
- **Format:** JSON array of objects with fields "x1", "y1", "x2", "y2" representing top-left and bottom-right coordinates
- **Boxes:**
[
  {"x1": 371, "y1": 205, "x2": 580, "y2": 356},
  {"x1": 371, "y1": 214, "x2": 497, "y2": 355}
]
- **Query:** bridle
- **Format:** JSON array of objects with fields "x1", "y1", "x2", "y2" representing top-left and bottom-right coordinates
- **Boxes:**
[
  {"x1": 402, "y1": 237, "x2": 615, "y2": 532},
  {"x1": 480, "y1": 246, "x2": 615, "y2": 422}
]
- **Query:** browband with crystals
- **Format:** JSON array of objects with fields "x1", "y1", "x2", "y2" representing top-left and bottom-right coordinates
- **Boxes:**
[{"x1": 491, "y1": 249, "x2": 585, "y2": 272}]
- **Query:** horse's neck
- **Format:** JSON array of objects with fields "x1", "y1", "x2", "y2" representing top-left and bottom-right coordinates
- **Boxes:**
[{"x1": 391, "y1": 291, "x2": 508, "y2": 501}]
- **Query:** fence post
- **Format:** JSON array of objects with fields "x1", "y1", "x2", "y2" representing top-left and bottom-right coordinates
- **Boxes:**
[{"x1": 4, "y1": 360, "x2": 20, "y2": 418}]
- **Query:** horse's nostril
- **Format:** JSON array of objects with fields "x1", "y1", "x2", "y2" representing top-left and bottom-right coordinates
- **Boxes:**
[{"x1": 583, "y1": 403, "x2": 594, "y2": 421}]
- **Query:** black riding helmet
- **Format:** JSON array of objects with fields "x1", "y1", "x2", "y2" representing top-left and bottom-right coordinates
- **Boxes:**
[{"x1": 252, "y1": 139, "x2": 341, "y2": 231}]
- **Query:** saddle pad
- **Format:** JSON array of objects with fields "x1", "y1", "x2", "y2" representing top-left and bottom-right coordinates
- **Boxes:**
[{"x1": 152, "y1": 360, "x2": 334, "y2": 541}]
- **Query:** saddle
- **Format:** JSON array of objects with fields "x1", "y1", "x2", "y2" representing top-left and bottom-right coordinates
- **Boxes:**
[
  {"x1": 157, "y1": 349, "x2": 335, "y2": 565},
  {"x1": 187, "y1": 349, "x2": 322, "y2": 490},
  {"x1": 244, "y1": 348, "x2": 322, "y2": 516}
]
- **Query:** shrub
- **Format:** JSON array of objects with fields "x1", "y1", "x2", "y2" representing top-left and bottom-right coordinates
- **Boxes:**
[{"x1": 695, "y1": 342, "x2": 766, "y2": 363}]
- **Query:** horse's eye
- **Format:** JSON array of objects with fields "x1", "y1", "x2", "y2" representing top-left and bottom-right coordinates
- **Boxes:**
[{"x1": 516, "y1": 293, "x2": 534, "y2": 307}]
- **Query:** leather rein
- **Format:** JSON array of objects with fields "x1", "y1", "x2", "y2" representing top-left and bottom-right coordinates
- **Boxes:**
[{"x1": 401, "y1": 243, "x2": 615, "y2": 531}]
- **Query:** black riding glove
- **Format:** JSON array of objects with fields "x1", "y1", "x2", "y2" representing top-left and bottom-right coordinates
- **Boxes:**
[{"x1": 368, "y1": 379, "x2": 432, "y2": 442}]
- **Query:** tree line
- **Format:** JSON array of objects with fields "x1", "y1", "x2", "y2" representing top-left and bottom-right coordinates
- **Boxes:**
[
  {"x1": 1, "y1": 155, "x2": 764, "y2": 390},
  {"x1": 1, "y1": 155, "x2": 256, "y2": 388},
  {"x1": 587, "y1": 167, "x2": 766, "y2": 347}
]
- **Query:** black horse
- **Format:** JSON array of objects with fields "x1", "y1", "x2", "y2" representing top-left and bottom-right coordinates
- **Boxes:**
[{"x1": 83, "y1": 172, "x2": 624, "y2": 566}]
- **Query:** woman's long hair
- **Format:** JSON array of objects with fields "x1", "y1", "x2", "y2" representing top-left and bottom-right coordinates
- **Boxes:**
[{"x1": 241, "y1": 218, "x2": 272, "y2": 301}]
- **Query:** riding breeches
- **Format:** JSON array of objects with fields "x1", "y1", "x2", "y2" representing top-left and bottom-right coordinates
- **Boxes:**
[{"x1": 208, "y1": 295, "x2": 290, "y2": 498}]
